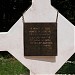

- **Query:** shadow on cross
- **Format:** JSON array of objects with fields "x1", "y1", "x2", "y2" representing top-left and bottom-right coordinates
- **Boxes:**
[{"x1": 25, "y1": 56, "x2": 56, "y2": 62}]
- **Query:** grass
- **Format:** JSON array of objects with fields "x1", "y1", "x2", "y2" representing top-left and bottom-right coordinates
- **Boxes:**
[{"x1": 0, "y1": 57, "x2": 29, "y2": 75}]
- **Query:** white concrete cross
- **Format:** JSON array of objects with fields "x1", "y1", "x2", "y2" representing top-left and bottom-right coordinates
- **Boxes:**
[{"x1": 0, "y1": 0, "x2": 74, "y2": 75}]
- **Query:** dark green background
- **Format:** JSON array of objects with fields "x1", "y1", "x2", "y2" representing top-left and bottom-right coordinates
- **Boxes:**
[
  {"x1": 51, "y1": 0, "x2": 75, "y2": 26},
  {"x1": 0, "y1": 0, "x2": 75, "y2": 32}
]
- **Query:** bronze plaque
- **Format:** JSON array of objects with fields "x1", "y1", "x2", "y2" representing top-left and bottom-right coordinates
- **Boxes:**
[{"x1": 24, "y1": 23, "x2": 57, "y2": 56}]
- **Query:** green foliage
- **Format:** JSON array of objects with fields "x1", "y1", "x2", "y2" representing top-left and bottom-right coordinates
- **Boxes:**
[
  {"x1": 0, "y1": 51, "x2": 12, "y2": 59},
  {"x1": 56, "y1": 54, "x2": 75, "y2": 74},
  {"x1": 0, "y1": 52, "x2": 29, "y2": 75},
  {"x1": 56, "y1": 62, "x2": 75, "y2": 74},
  {"x1": 68, "y1": 53, "x2": 75, "y2": 61},
  {"x1": 0, "y1": 58, "x2": 29, "y2": 75}
]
